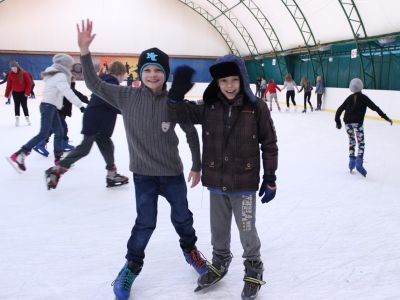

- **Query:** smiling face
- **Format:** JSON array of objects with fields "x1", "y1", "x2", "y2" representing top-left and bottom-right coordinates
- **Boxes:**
[
  {"x1": 141, "y1": 65, "x2": 165, "y2": 94},
  {"x1": 217, "y1": 75, "x2": 241, "y2": 101}
]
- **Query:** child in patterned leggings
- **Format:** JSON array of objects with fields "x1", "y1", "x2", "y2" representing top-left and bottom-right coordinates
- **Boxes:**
[{"x1": 335, "y1": 78, "x2": 392, "y2": 176}]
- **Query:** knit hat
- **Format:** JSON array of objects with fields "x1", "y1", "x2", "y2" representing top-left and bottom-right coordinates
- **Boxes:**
[
  {"x1": 9, "y1": 60, "x2": 19, "y2": 68},
  {"x1": 349, "y1": 78, "x2": 363, "y2": 93},
  {"x1": 210, "y1": 61, "x2": 241, "y2": 80},
  {"x1": 137, "y1": 47, "x2": 170, "y2": 82},
  {"x1": 52, "y1": 54, "x2": 75, "y2": 68}
]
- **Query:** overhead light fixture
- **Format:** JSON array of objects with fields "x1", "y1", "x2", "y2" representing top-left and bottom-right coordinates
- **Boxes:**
[
  {"x1": 318, "y1": 44, "x2": 332, "y2": 52},
  {"x1": 377, "y1": 36, "x2": 396, "y2": 46}
]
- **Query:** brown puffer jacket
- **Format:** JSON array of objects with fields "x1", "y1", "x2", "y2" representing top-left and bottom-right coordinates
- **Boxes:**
[{"x1": 168, "y1": 92, "x2": 278, "y2": 193}]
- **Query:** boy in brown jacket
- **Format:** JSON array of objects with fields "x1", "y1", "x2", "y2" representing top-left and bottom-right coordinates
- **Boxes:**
[{"x1": 168, "y1": 54, "x2": 278, "y2": 300}]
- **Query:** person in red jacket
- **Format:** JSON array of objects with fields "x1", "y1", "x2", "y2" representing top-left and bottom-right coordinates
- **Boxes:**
[
  {"x1": 5, "y1": 61, "x2": 33, "y2": 126},
  {"x1": 263, "y1": 79, "x2": 281, "y2": 111}
]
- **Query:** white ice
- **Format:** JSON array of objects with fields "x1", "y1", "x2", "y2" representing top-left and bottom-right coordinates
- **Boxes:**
[{"x1": 0, "y1": 93, "x2": 399, "y2": 300}]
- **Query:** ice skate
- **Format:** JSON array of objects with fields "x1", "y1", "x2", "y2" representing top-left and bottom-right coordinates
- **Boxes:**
[
  {"x1": 183, "y1": 246, "x2": 208, "y2": 275},
  {"x1": 5, "y1": 99, "x2": 10, "y2": 105},
  {"x1": 6, "y1": 150, "x2": 27, "y2": 173},
  {"x1": 112, "y1": 261, "x2": 141, "y2": 300},
  {"x1": 241, "y1": 260, "x2": 265, "y2": 300},
  {"x1": 302, "y1": 109, "x2": 306, "y2": 113},
  {"x1": 348, "y1": 156, "x2": 356, "y2": 172},
  {"x1": 195, "y1": 254, "x2": 232, "y2": 292},
  {"x1": 25, "y1": 116, "x2": 31, "y2": 126},
  {"x1": 15, "y1": 116, "x2": 20, "y2": 127},
  {"x1": 106, "y1": 166, "x2": 129, "y2": 187},
  {"x1": 45, "y1": 166, "x2": 68, "y2": 190},
  {"x1": 355, "y1": 156, "x2": 367, "y2": 177},
  {"x1": 63, "y1": 140, "x2": 75, "y2": 152},
  {"x1": 33, "y1": 142, "x2": 49, "y2": 157}
]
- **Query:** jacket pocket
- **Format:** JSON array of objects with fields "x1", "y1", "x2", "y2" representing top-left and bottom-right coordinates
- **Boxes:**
[{"x1": 234, "y1": 157, "x2": 260, "y2": 190}]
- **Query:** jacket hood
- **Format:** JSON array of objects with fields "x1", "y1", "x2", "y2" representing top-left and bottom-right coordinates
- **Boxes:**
[{"x1": 203, "y1": 54, "x2": 256, "y2": 104}]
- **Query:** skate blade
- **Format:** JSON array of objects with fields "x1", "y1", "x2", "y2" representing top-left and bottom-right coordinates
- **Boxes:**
[
  {"x1": 33, "y1": 147, "x2": 49, "y2": 157},
  {"x1": 5, "y1": 156, "x2": 23, "y2": 174},
  {"x1": 194, "y1": 280, "x2": 220, "y2": 293},
  {"x1": 106, "y1": 180, "x2": 129, "y2": 188}
]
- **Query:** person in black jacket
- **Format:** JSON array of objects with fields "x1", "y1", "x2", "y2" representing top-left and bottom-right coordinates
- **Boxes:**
[
  {"x1": 45, "y1": 61, "x2": 129, "y2": 188},
  {"x1": 335, "y1": 78, "x2": 392, "y2": 176}
]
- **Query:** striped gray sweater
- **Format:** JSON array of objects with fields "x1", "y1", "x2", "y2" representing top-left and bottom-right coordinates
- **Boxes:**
[{"x1": 80, "y1": 53, "x2": 201, "y2": 176}]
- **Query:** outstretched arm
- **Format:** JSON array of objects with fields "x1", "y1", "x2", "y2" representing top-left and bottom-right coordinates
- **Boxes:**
[
  {"x1": 77, "y1": 19, "x2": 132, "y2": 110},
  {"x1": 366, "y1": 98, "x2": 393, "y2": 125}
]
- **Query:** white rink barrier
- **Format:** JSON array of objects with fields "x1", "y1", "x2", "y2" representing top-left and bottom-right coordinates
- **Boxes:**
[{"x1": 2, "y1": 80, "x2": 398, "y2": 123}]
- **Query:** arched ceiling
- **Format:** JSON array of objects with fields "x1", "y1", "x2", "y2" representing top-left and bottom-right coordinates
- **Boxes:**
[
  {"x1": 177, "y1": 0, "x2": 400, "y2": 57},
  {"x1": 1, "y1": 0, "x2": 399, "y2": 58}
]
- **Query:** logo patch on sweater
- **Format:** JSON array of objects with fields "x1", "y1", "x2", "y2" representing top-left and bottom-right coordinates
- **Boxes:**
[{"x1": 161, "y1": 122, "x2": 170, "y2": 132}]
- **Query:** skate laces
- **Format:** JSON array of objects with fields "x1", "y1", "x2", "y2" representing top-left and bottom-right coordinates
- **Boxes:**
[
  {"x1": 112, "y1": 265, "x2": 137, "y2": 291},
  {"x1": 187, "y1": 248, "x2": 207, "y2": 269}
]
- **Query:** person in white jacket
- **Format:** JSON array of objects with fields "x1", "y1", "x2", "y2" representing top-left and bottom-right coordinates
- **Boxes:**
[{"x1": 7, "y1": 54, "x2": 86, "y2": 173}]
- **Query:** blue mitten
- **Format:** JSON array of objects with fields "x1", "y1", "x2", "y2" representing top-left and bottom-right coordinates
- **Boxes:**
[{"x1": 259, "y1": 176, "x2": 277, "y2": 204}]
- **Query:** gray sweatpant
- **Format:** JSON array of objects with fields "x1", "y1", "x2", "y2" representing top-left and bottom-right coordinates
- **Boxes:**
[
  {"x1": 210, "y1": 192, "x2": 261, "y2": 262},
  {"x1": 59, "y1": 134, "x2": 115, "y2": 169}
]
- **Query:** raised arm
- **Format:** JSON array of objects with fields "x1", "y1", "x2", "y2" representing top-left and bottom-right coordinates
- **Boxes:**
[
  {"x1": 77, "y1": 19, "x2": 132, "y2": 110},
  {"x1": 167, "y1": 65, "x2": 205, "y2": 124}
]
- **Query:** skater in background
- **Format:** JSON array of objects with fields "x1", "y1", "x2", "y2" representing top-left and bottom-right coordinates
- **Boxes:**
[
  {"x1": 315, "y1": 75, "x2": 325, "y2": 111},
  {"x1": 260, "y1": 77, "x2": 267, "y2": 101},
  {"x1": 298, "y1": 76, "x2": 313, "y2": 113},
  {"x1": 335, "y1": 78, "x2": 392, "y2": 177},
  {"x1": 71, "y1": 19, "x2": 207, "y2": 300},
  {"x1": 263, "y1": 79, "x2": 281, "y2": 111},
  {"x1": 168, "y1": 55, "x2": 278, "y2": 300},
  {"x1": 255, "y1": 76, "x2": 261, "y2": 97},
  {"x1": 7, "y1": 54, "x2": 86, "y2": 172},
  {"x1": 4, "y1": 61, "x2": 33, "y2": 126},
  {"x1": 0, "y1": 71, "x2": 11, "y2": 104},
  {"x1": 280, "y1": 73, "x2": 299, "y2": 111},
  {"x1": 34, "y1": 76, "x2": 89, "y2": 157},
  {"x1": 45, "y1": 61, "x2": 128, "y2": 188},
  {"x1": 126, "y1": 73, "x2": 133, "y2": 86}
]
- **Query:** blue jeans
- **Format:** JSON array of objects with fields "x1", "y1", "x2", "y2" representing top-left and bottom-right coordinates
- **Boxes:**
[
  {"x1": 126, "y1": 174, "x2": 197, "y2": 265},
  {"x1": 22, "y1": 103, "x2": 64, "y2": 157}
]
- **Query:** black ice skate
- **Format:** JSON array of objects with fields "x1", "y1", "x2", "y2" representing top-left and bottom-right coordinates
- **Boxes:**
[
  {"x1": 106, "y1": 166, "x2": 129, "y2": 188},
  {"x1": 241, "y1": 260, "x2": 266, "y2": 300},
  {"x1": 45, "y1": 166, "x2": 68, "y2": 190},
  {"x1": 195, "y1": 254, "x2": 232, "y2": 292}
]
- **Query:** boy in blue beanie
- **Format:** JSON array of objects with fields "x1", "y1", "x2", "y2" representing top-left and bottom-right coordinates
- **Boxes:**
[{"x1": 75, "y1": 19, "x2": 207, "y2": 300}]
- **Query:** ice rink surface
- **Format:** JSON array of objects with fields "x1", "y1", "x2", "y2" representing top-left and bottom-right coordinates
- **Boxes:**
[{"x1": 1, "y1": 95, "x2": 399, "y2": 300}]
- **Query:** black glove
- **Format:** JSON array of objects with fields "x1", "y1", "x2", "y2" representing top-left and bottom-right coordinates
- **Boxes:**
[
  {"x1": 384, "y1": 116, "x2": 393, "y2": 125},
  {"x1": 336, "y1": 120, "x2": 342, "y2": 129},
  {"x1": 259, "y1": 176, "x2": 277, "y2": 204},
  {"x1": 80, "y1": 106, "x2": 85, "y2": 113},
  {"x1": 168, "y1": 65, "x2": 195, "y2": 101}
]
